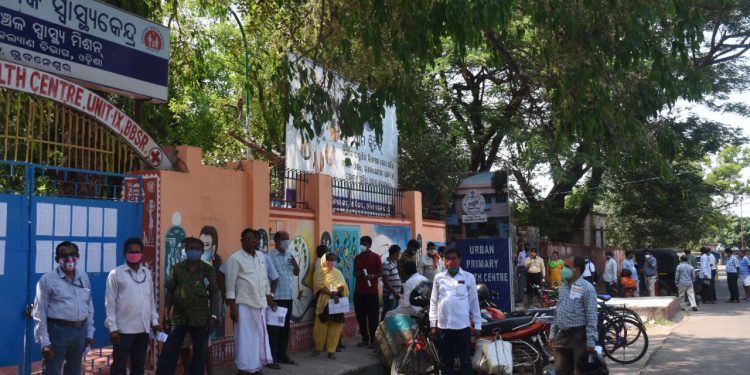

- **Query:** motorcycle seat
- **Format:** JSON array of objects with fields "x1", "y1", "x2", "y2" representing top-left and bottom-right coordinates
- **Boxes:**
[
  {"x1": 481, "y1": 316, "x2": 534, "y2": 336},
  {"x1": 505, "y1": 308, "x2": 555, "y2": 318},
  {"x1": 598, "y1": 294, "x2": 612, "y2": 302}
]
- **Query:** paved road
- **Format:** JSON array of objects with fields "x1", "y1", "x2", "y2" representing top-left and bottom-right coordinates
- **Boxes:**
[{"x1": 639, "y1": 267, "x2": 750, "y2": 374}]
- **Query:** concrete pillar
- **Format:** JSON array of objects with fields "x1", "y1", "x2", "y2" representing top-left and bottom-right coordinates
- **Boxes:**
[
  {"x1": 404, "y1": 191, "x2": 422, "y2": 241},
  {"x1": 240, "y1": 160, "x2": 270, "y2": 231},
  {"x1": 308, "y1": 173, "x2": 333, "y2": 241}
]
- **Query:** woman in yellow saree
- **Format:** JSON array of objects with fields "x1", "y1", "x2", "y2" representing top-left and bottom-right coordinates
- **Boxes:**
[{"x1": 312, "y1": 252, "x2": 349, "y2": 359}]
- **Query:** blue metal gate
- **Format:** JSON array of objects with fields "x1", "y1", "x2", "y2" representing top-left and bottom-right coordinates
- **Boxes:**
[{"x1": 0, "y1": 162, "x2": 142, "y2": 374}]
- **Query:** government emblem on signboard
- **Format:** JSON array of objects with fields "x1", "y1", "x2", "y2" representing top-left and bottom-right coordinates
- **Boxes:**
[
  {"x1": 461, "y1": 190, "x2": 488, "y2": 223},
  {"x1": 143, "y1": 28, "x2": 164, "y2": 51}
]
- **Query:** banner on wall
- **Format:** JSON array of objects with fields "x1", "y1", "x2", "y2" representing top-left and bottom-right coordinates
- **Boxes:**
[
  {"x1": 0, "y1": 0, "x2": 169, "y2": 101},
  {"x1": 285, "y1": 55, "x2": 398, "y2": 188},
  {"x1": 457, "y1": 238, "x2": 512, "y2": 312}
]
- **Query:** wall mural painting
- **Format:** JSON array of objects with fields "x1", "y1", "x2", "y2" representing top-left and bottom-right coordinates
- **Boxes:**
[
  {"x1": 163, "y1": 212, "x2": 186, "y2": 291},
  {"x1": 273, "y1": 220, "x2": 315, "y2": 322},
  {"x1": 332, "y1": 225, "x2": 360, "y2": 303},
  {"x1": 371, "y1": 224, "x2": 411, "y2": 262}
]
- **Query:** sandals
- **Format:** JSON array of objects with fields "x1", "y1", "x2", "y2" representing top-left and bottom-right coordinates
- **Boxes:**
[
  {"x1": 310, "y1": 351, "x2": 321, "y2": 357},
  {"x1": 327, "y1": 353, "x2": 336, "y2": 359},
  {"x1": 278, "y1": 358, "x2": 299, "y2": 365}
]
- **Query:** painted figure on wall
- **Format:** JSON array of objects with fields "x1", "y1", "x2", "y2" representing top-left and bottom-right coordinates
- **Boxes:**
[
  {"x1": 332, "y1": 225, "x2": 361, "y2": 303},
  {"x1": 371, "y1": 224, "x2": 411, "y2": 262},
  {"x1": 289, "y1": 235, "x2": 314, "y2": 321},
  {"x1": 199, "y1": 225, "x2": 225, "y2": 340},
  {"x1": 163, "y1": 212, "x2": 186, "y2": 287}
]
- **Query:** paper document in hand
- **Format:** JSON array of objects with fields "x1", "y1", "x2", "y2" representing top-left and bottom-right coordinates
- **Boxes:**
[
  {"x1": 328, "y1": 297, "x2": 350, "y2": 314},
  {"x1": 266, "y1": 306, "x2": 288, "y2": 327}
]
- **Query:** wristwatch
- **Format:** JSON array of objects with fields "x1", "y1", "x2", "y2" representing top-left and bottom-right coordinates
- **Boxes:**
[
  {"x1": 210, "y1": 314, "x2": 218, "y2": 320},
  {"x1": 269, "y1": 292, "x2": 275, "y2": 298}
]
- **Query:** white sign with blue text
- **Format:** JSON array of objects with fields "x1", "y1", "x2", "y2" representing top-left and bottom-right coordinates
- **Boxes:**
[{"x1": 0, "y1": 0, "x2": 170, "y2": 101}]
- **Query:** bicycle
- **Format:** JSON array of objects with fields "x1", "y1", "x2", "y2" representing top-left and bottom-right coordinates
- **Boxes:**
[
  {"x1": 390, "y1": 309, "x2": 441, "y2": 375},
  {"x1": 597, "y1": 295, "x2": 649, "y2": 364}
]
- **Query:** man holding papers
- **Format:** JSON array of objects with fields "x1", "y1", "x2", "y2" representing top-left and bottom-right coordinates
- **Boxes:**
[
  {"x1": 267, "y1": 231, "x2": 300, "y2": 367},
  {"x1": 225, "y1": 229, "x2": 276, "y2": 374},
  {"x1": 353, "y1": 236, "x2": 382, "y2": 348}
]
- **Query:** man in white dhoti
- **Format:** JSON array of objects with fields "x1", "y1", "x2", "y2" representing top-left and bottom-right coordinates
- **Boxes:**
[{"x1": 226, "y1": 229, "x2": 278, "y2": 374}]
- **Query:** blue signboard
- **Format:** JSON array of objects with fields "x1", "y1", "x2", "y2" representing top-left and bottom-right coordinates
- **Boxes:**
[
  {"x1": 0, "y1": 0, "x2": 169, "y2": 101},
  {"x1": 457, "y1": 238, "x2": 512, "y2": 312}
]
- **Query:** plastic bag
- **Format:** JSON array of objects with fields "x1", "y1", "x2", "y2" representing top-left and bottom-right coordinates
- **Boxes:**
[
  {"x1": 472, "y1": 339, "x2": 492, "y2": 373},
  {"x1": 482, "y1": 338, "x2": 513, "y2": 374}
]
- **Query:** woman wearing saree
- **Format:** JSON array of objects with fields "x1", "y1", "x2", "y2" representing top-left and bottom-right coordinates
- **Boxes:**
[{"x1": 312, "y1": 252, "x2": 349, "y2": 359}]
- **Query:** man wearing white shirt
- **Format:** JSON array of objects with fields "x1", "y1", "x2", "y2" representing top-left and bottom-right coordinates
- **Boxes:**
[
  {"x1": 105, "y1": 238, "x2": 160, "y2": 375},
  {"x1": 429, "y1": 247, "x2": 481, "y2": 375},
  {"x1": 699, "y1": 247, "x2": 716, "y2": 303},
  {"x1": 602, "y1": 251, "x2": 618, "y2": 296}
]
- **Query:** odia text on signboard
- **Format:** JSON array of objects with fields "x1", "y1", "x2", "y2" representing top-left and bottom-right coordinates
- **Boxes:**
[{"x1": 0, "y1": 0, "x2": 169, "y2": 101}]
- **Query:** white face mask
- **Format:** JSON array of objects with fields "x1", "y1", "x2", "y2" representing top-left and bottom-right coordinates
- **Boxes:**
[
  {"x1": 645, "y1": 254, "x2": 651, "y2": 259},
  {"x1": 360, "y1": 244, "x2": 368, "y2": 252}
]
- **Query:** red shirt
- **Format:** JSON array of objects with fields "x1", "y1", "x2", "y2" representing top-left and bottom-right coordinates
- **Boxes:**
[{"x1": 354, "y1": 250, "x2": 383, "y2": 294}]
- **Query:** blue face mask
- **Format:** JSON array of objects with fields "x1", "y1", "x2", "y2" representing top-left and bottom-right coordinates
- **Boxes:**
[
  {"x1": 186, "y1": 249, "x2": 202, "y2": 261},
  {"x1": 279, "y1": 240, "x2": 290, "y2": 251},
  {"x1": 562, "y1": 267, "x2": 574, "y2": 280}
]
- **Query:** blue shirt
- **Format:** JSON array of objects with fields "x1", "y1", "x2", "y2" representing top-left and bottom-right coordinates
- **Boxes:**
[
  {"x1": 643, "y1": 256, "x2": 657, "y2": 277},
  {"x1": 268, "y1": 248, "x2": 296, "y2": 300},
  {"x1": 33, "y1": 267, "x2": 95, "y2": 347},
  {"x1": 739, "y1": 256, "x2": 750, "y2": 278},
  {"x1": 674, "y1": 263, "x2": 695, "y2": 287},
  {"x1": 622, "y1": 259, "x2": 638, "y2": 281},
  {"x1": 551, "y1": 277, "x2": 598, "y2": 348},
  {"x1": 726, "y1": 255, "x2": 739, "y2": 274}
]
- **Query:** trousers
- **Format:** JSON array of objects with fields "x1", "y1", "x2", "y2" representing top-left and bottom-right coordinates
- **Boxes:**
[
  {"x1": 354, "y1": 293, "x2": 379, "y2": 343},
  {"x1": 678, "y1": 285, "x2": 697, "y2": 309},
  {"x1": 438, "y1": 327, "x2": 472, "y2": 375},
  {"x1": 156, "y1": 325, "x2": 209, "y2": 375},
  {"x1": 267, "y1": 299, "x2": 293, "y2": 362},
  {"x1": 553, "y1": 327, "x2": 588, "y2": 375},
  {"x1": 43, "y1": 320, "x2": 87, "y2": 375},
  {"x1": 110, "y1": 332, "x2": 149, "y2": 375},
  {"x1": 727, "y1": 272, "x2": 739, "y2": 301}
]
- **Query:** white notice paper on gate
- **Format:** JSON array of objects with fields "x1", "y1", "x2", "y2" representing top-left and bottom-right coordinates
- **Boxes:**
[
  {"x1": 88, "y1": 208, "x2": 103, "y2": 237},
  {"x1": 35, "y1": 240, "x2": 53, "y2": 273},
  {"x1": 266, "y1": 306, "x2": 288, "y2": 327},
  {"x1": 36, "y1": 203, "x2": 54, "y2": 236},
  {"x1": 0, "y1": 202, "x2": 7, "y2": 237},
  {"x1": 71, "y1": 206, "x2": 88, "y2": 237},
  {"x1": 328, "y1": 298, "x2": 349, "y2": 314},
  {"x1": 54, "y1": 205, "x2": 71, "y2": 237}
]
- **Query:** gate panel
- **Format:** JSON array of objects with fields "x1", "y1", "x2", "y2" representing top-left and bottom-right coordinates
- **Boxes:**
[
  {"x1": 0, "y1": 194, "x2": 29, "y2": 369},
  {"x1": 27, "y1": 196, "x2": 142, "y2": 362}
]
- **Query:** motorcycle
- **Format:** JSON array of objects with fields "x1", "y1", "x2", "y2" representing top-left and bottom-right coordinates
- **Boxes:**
[{"x1": 379, "y1": 282, "x2": 554, "y2": 374}]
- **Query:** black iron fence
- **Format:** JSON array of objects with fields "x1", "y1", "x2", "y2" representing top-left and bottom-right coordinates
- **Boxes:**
[
  {"x1": 269, "y1": 167, "x2": 310, "y2": 209},
  {"x1": 332, "y1": 177, "x2": 404, "y2": 218}
]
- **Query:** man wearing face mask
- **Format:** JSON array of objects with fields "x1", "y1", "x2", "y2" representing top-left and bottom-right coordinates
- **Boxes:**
[
  {"x1": 549, "y1": 256, "x2": 598, "y2": 374},
  {"x1": 267, "y1": 231, "x2": 300, "y2": 366},
  {"x1": 105, "y1": 238, "x2": 160, "y2": 375},
  {"x1": 419, "y1": 242, "x2": 445, "y2": 282},
  {"x1": 157, "y1": 237, "x2": 219, "y2": 375},
  {"x1": 603, "y1": 251, "x2": 618, "y2": 296},
  {"x1": 622, "y1": 251, "x2": 639, "y2": 296},
  {"x1": 353, "y1": 236, "x2": 382, "y2": 348},
  {"x1": 643, "y1": 250, "x2": 658, "y2": 297},
  {"x1": 398, "y1": 239, "x2": 422, "y2": 282},
  {"x1": 429, "y1": 247, "x2": 482, "y2": 375},
  {"x1": 33, "y1": 242, "x2": 94, "y2": 375}
]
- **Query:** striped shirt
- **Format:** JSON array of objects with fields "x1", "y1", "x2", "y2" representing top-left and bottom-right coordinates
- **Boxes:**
[
  {"x1": 740, "y1": 257, "x2": 750, "y2": 279},
  {"x1": 269, "y1": 248, "x2": 297, "y2": 300},
  {"x1": 382, "y1": 260, "x2": 401, "y2": 296},
  {"x1": 726, "y1": 255, "x2": 739, "y2": 274},
  {"x1": 33, "y1": 267, "x2": 95, "y2": 347},
  {"x1": 551, "y1": 277, "x2": 598, "y2": 348}
]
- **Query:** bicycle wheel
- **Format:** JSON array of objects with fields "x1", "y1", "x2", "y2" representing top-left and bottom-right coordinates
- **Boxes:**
[
  {"x1": 391, "y1": 342, "x2": 441, "y2": 375},
  {"x1": 612, "y1": 306, "x2": 643, "y2": 324},
  {"x1": 600, "y1": 317, "x2": 649, "y2": 364}
]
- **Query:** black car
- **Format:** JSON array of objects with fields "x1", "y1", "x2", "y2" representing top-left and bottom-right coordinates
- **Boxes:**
[{"x1": 633, "y1": 248, "x2": 680, "y2": 296}]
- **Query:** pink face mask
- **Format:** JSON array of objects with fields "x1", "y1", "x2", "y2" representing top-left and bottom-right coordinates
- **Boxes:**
[
  {"x1": 326, "y1": 261, "x2": 335, "y2": 269},
  {"x1": 126, "y1": 253, "x2": 143, "y2": 264}
]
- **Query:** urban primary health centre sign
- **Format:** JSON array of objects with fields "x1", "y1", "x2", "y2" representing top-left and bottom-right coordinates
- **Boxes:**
[{"x1": 0, "y1": 0, "x2": 169, "y2": 102}]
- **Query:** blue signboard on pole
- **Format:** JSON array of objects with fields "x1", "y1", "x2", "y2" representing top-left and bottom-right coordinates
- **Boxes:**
[{"x1": 457, "y1": 238, "x2": 512, "y2": 312}]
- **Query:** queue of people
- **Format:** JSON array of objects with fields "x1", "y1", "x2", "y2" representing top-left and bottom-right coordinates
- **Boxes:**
[{"x1": 32, "y1": 232, "x2": 451, "y2": 375}]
